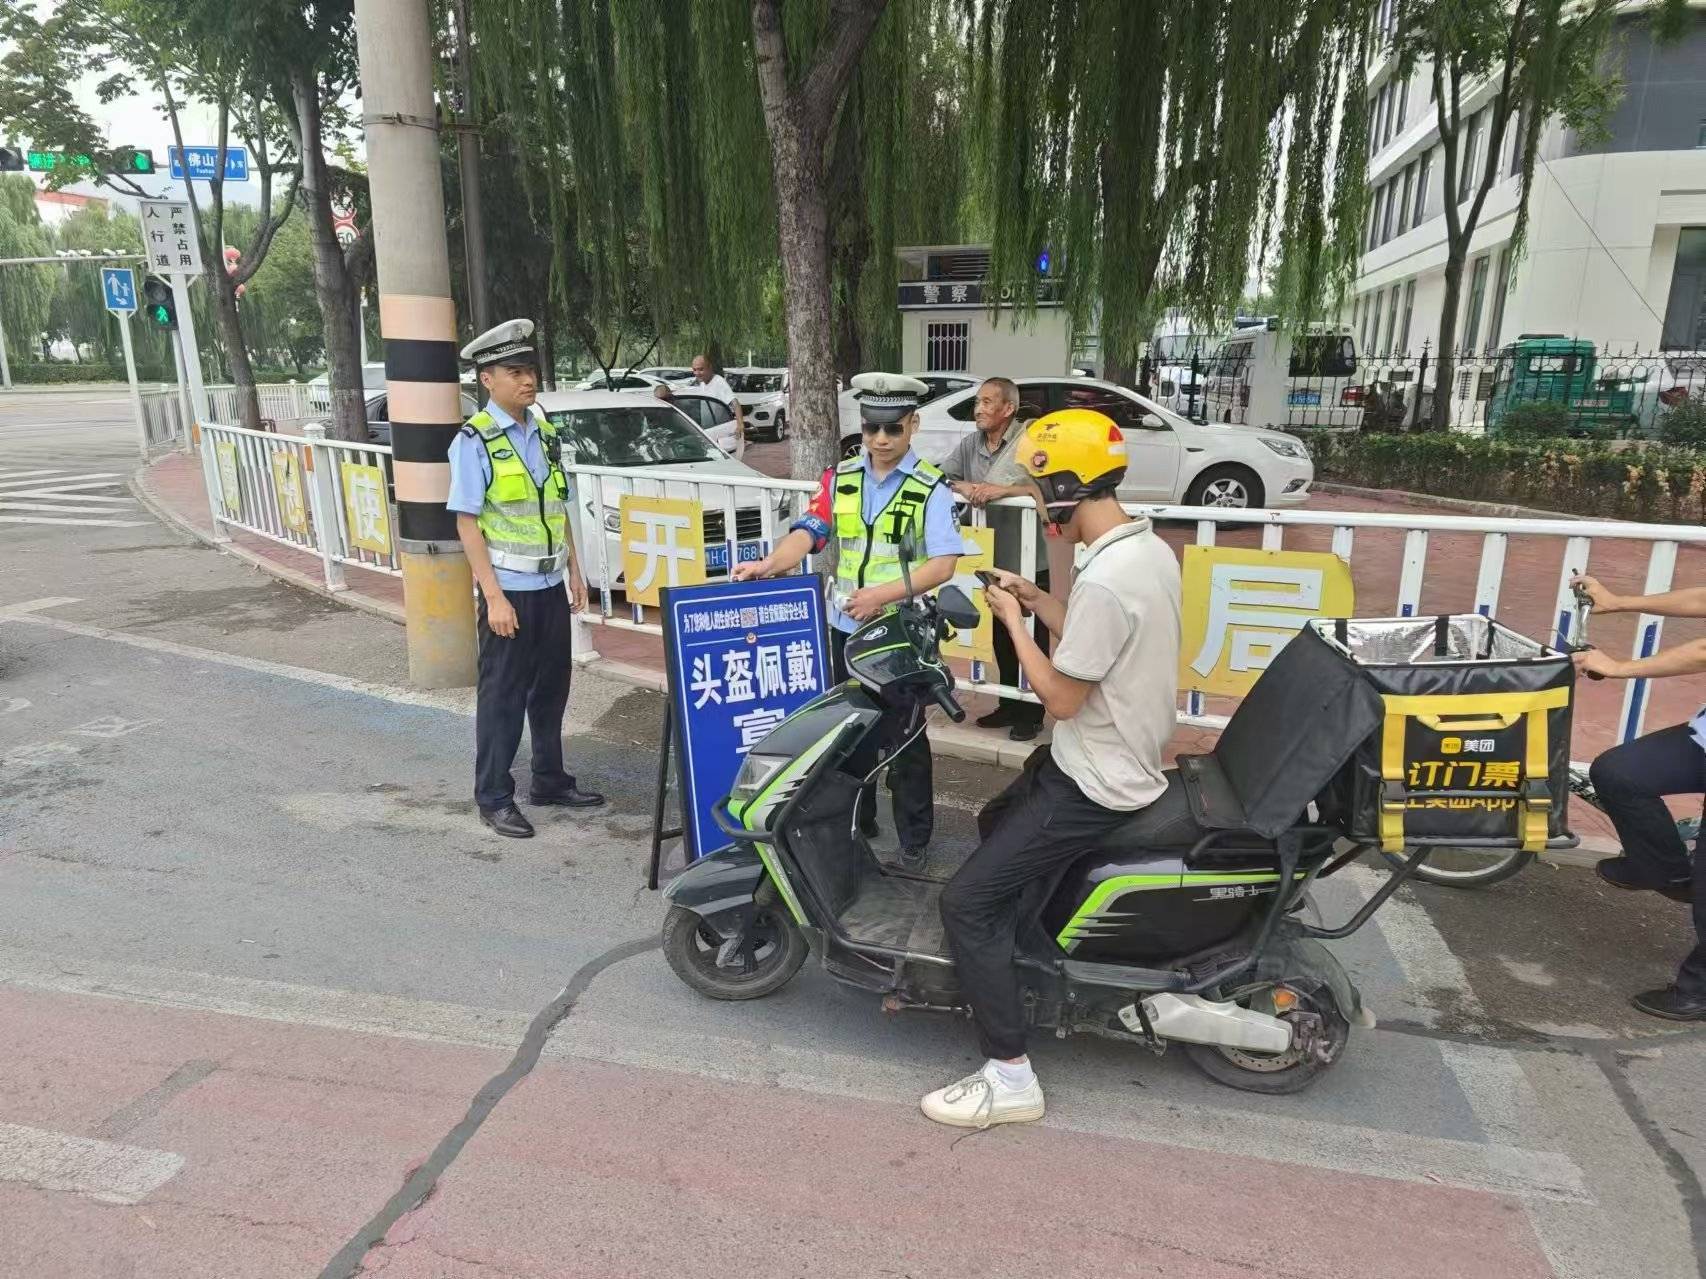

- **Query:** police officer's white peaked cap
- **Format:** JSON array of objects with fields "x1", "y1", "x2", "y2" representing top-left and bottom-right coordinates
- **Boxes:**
[
  {"x1": 461, "y1": 318, "x2": 537, "y2": 368},
  {"x1": 851, "y1": 371, "x2": 930, "y2": 425}
]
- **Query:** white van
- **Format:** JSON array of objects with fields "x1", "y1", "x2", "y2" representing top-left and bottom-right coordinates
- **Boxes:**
[{"x1": 1204, "y1": 322, "x2": 1363, "y2": 430}]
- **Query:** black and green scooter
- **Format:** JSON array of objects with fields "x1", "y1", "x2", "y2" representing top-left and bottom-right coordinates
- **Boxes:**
[{"x1": 661, "y1": 576, "x2": 1428, "y2": 1094}]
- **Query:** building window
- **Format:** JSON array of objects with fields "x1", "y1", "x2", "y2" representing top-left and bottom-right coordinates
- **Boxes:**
[
  {"x1": 1381, "y1": 180, "x2": 1397, "y2": 243},
  {"x1": 1458, "y1": 111, "x2": 1485, "y2": 203},
  {"x1": 1366, "y1": 288, "x2": 1385, "y2": 352},
  {"x1": 1398, "y1": 279, "x2": 1416, "y2": 353},
  {"x1": 1487, "y1": 248, "x2": 1512, "y2": 351},
  {"x1": 1396, "y1": 77, "x2": 1410, "y2": 138},
  {"x1": 1396, "y1": 164, "x2": 1414, "y2": 240},
  {"x1": 925, "y1": 321, "x2": 969, "y2": 372},
  {"x1": 1662, "y1": 227, "x2": 1706, "y2": 349},
  {"x1": 1413, "y1": 151, "x2": 1432, "y2": 229},
  {"x1": 1383, "y1": 281, "x2": 1401, "y2": 354},
  {"x1": 1367, "y1": 188, "x2": 1383, "y2": 251},
  {"x1": 1462, "y1": 254, "x2": 1491, "y2": 354},
  {"x1": 1510, "y1": 106, "x2": 1529, "y2": 177}
]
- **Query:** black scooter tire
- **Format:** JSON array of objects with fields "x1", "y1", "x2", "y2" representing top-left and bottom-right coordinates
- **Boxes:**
[
  {"x1": 662, "y1": 903, "x2": 808, "y2": 1001},
  {"x1": 1379, "y1": 847, "x2": 1533, "y2": 889},
  {"x1": 1182, "y1": 998, "x2": 1351, "y2": 1095}
]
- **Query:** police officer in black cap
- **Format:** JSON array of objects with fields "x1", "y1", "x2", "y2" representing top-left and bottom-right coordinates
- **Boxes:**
[{"x1": 448, "y1": 319, "x2": 605, "y2": 837}]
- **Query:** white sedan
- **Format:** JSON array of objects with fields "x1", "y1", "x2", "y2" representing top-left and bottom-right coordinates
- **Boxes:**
[
  {"x1": 535, "y1": 390, "x2": 784, "y2": 590},
  {"x1": 913, "y1": 375, "x2": 1312, "y2": 508},
  {"x1": 837, "y1": 371, "x2": 975, "y2": 451}
]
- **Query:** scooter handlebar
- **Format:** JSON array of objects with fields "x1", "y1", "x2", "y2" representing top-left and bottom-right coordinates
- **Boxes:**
[{"x1": 930, "y1": 683, "x2": 966, "y2": 723}]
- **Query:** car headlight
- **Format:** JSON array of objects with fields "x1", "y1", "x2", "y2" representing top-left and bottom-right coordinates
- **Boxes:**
[
  {"x1": 596, "y1": 504, "x2": 622, "y2": 533},
  {"x1": 731, "y1": 752, "x2": 789, "y2": 802},
  {"x1": 1261, "y1": 437, "x2": 1310, "y2": 460}
]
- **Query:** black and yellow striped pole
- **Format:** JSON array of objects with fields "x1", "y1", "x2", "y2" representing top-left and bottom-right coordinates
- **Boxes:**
[{"x1": 354, "y1": 0, "x2": 477, "y2": 687}]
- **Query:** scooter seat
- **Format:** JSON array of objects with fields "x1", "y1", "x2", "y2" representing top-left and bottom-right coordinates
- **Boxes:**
[{"x1": 1097, "y1": 768, "x2": 1278, "y2": 860}]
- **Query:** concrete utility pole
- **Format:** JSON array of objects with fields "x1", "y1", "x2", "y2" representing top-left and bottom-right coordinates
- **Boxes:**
[
  {"x1": 453, "y1": 0, "x2": 492, "y2": 335},
  {"x1": 355, "y1": 0, "x2": 477, "y2": 688}
]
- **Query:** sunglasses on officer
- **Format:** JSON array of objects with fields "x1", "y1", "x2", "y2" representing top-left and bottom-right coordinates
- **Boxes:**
[{"x1": 861, "y1": 420, "x2": 908, "y2": 437}]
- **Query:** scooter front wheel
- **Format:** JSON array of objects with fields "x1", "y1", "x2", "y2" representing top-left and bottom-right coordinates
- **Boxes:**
[
  {"x1": 1379, "y1": 846, "x2": 1533, "y2": 888},
  {"x1": 1183, "y1": 988, "x2": 1350, "y2": 1095},
  {"x1": 662, "y1": 903, "x2": 808, "y2": 1001}
]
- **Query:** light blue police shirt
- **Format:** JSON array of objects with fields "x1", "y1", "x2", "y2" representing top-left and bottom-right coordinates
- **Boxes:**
[
  {"x1": 812, "y1": 450, "x2": 963, "y2": 634},
  {"x1": 446, "y1": 400, "x2": 571, "y2": 592}
]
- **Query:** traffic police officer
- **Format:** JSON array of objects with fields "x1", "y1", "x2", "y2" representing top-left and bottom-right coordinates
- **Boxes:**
[
  {"x1": 448, "y1": 319, "x2": 605, "y2": 837},
  {"x1": 734, "y1": 373, "x2": 963, "y2": 866}
]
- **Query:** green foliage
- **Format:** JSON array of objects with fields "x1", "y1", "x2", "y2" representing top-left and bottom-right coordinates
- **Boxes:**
[
  {"x1": 6, "y1": 360, "x2": 174, "y2": 384},
  {"x1": 1493, "y1": 400, "x2": 1575, "y2": 438},
  {"x1": 0, "y1": 176, "x2": 54, "y2": 366},
  {"x1": 1311, "y1": 430, "x2": 1706, "y2": 523},
  {"x1": 1658, "y1": 395, "x2": 1706, "y2": 447},
  {"x1": 974, "y1": 0, "x2": 1376, "y2": 369}
]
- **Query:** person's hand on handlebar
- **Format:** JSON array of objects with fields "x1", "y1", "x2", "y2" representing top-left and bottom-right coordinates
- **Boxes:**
[
  {"x1": 1570, "y1": 573, "x2": 1621, "y2": 614},
  {"x1": 1573, "y1": 648, "x2": 1625, "y2": 680}
]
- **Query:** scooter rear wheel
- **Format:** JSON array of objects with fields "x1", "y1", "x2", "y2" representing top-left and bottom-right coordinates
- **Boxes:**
[
  {"x1": 1182, "y1": 989, "x2": 1350, "y2": 1095},
  {"x1": 662, "y1": 903, "x2": 808, "y2": 1001}
]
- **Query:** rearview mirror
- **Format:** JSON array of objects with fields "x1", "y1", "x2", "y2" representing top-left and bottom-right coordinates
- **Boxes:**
[
  {"x1": 937, "y1": 585, "x2": 980, "y2": 630},
  {"x1": 898, "y1": 528, "x2": 920, "y2": 564}
]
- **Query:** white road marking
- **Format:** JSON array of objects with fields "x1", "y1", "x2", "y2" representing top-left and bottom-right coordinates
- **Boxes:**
[
  {"x1": 0, "y1": 1121, "x2": 184, "y2": 1205},
  {"x1": 0, "y1": 469, "x2": 74, "y2": 480},
  {"x1": 0, "y1": 597, "x2": 81, "y2": 617},
  {"x1": 0, "y1": 515, "x2": 150, "y2": 528},
  {"x1": 0, "y1": 476, "x2": 121, "y2": 493},
  {"x1": 0, "y1": 488, "x2": 132, "y2": 503},
  {"x1": 0, "y1": 501, "x2": 140, "y2": 515}
]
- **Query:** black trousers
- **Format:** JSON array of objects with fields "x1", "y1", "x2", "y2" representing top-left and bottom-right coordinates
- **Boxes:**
[
  {"x1": 991, "y1": 570, "x2": 1050, "y2": 726},
  {"x1": 831, "y1": 628, "x2": 933, "y2": 849},
  {"x1": 940, "y1": 747, "x2": 1132, "y2": 1059},
  {"x1": 475, "y1": 585, "x2": 575, "y2": 810},
  {"x1": 1589, "y1": 723, "x2": 1706, "y2": 997}
]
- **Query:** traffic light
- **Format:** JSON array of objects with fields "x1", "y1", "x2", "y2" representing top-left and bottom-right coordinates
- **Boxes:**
[
  {"x1": 113, "y1": 147, "x2": 155, "y2": 175},
  {"x1": 142, "y1": 276, "x2": 176, "y2": 331},
  {"x1": 0, "y1": 147, "x2": 22, "y2": 172}
]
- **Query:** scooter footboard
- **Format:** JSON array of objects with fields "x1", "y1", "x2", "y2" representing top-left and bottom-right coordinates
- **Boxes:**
[{"x1": 1250, "y1": 929, "x2": 1374, "y2": 1029}]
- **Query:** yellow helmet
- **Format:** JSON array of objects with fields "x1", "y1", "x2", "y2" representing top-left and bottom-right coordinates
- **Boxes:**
[{"x1": 1020, "y1": 409, "x2": 1127, "y2": 524}]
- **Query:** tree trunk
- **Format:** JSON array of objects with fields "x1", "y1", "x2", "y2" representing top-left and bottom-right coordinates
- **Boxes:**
[
  {"x1": 291, "y1": 70, "x2": 366, "y2": 443},
  {"x1": 771, "y1": 124, "x2": 837, "y2": 481},
  {"x1": 210, "y1": 279, "x2": 261, "y2": 431},
  {"x1": 1431, "y1": 248, "x2": 1467, "y2": 432}
]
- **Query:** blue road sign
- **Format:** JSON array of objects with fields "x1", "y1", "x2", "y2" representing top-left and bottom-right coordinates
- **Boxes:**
[
  {"x1": 101, "y1": 266, "x2": 137, "y2": 315},
  {"x1": 660, "y1": 574, "x2": 831, "y2": 860},
  {"x1": 168, "y1": 146, "x2": 250, "y2": 182}
]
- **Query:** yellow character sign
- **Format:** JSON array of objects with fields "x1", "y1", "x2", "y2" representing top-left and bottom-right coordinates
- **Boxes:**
[
  {"x1": 214, "y1": 440, "x2": 241, "y2": 516},
  {"x1": 1179, "y1": 546, "x2": 1355, "y2": 696},
  {"x1": 271, "y1": 450, "x2": 309, "y2": 536},
  {"x1": 942, "y1": 525, "x2": 996, "y2": 665},
  {"x1": 620, "y1": 493, "x2": 706, "y2": 607},
  {"x1": 340, "y1": 462, "x2": 392, "y2": 556}
]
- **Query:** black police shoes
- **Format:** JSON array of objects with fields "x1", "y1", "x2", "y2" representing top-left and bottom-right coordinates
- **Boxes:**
[
  {"x1": 1631, "y1": 985, "x2": 1706, "y2": 1021},
  {"x1": 529, "y1": 783, "x2": 606, "y2": 808},
  {"x1": 479, "y1": 802, "x2": 536, "y2": 839},
  {"x1": 1596, "y1": 856, "x2": 1693, "y2": 903}
]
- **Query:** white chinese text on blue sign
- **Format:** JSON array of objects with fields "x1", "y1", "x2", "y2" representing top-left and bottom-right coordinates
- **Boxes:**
[
  {"x1": 661, "y1": 575, "x2": 830, "y2": 860},
  {"x1": 168, "y1": 146, "x2": 250, "y2": 182}
]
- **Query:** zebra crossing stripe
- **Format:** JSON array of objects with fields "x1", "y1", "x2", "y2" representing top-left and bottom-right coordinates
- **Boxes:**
[
  {"x1": 0, "y1": 477, "x2": 123, "y2": 494},
  {"x1": 0, "y1": 469, "x2": 75, "y2": 480},
  {"x1": 0, "y1": 501, "x2": 141, "y2": 515},
  {"x1": 0, "y1": 515, "x2": 150, "y2": 528},
  {"x1": 0, "y1": 490, "x2": 132, "y2": 505}
]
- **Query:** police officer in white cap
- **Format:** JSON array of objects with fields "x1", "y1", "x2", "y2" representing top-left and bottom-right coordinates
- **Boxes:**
[
  {"x1": 447, "y1": 319, "x2": 604, "y2": 838},
  {"x1": 733, "y1": 373, "x2": 963, "y2": 866}
]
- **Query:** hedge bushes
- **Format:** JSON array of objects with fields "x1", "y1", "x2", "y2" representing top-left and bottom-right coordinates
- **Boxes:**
[
  {"x1": 1309, "y1": 430, "x2": 1706, "y2": 524},
  {"x1": 5, "y1": 361, "x2": 174, "y2": 385}
]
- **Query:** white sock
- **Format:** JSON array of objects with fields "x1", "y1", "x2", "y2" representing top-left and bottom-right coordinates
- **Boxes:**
[{"x1": 984, "y1": 1057, "x2": 1035, "y2": 1092}]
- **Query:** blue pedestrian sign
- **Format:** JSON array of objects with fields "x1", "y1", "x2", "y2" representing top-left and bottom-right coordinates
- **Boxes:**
[
  {"x1": 168, "y1": 146, "x2": 249, "y2": 182},
  {"x1": 660, "y1": 575, "x2": 831, "y2": 860},
  {"x1": 101, "y1": 266, "x2": 137, "y2": 315}
]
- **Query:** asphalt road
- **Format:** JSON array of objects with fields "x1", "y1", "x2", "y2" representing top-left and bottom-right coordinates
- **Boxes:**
[{"x1": 2, "y1": 394, "x2": 1704, "y2": 1277}]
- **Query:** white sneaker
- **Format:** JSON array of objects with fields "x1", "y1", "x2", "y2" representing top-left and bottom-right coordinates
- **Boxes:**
[{"x1": 920, "y1": 1069, "x2": 1046, "y2": 1129}]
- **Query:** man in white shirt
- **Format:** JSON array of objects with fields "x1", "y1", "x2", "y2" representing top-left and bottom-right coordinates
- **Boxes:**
[
  {"x1": 657, "y1": 354, "x2": 745, "y2": 453},
  {"x1": 921, "y1": 407, "x2": 1182, "y2": 1129}
]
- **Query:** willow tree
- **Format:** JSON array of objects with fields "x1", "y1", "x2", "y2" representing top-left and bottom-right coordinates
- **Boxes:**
[
  {"x1": 1389, "y1": 0, "x2": 1686, "y2": 430},
  {"x1": 974, "y1": 0, "x2": 1378, "y2": 383}
]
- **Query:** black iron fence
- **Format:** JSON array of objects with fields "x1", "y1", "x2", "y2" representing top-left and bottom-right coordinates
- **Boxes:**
[{"x1": 1166, "y1": 340, "x2": 1706, "y2": 436}]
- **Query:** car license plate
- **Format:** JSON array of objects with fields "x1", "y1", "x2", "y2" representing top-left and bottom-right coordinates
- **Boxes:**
[
  {"x1": 1287, "y1": 389, "x2": 1322, "y2": 407},
  {"x1": 706, "y1": 542, "x2": 765, "y2": 572},
  {"x1": 1578, "y1": 398, "x2": 1608, "y2": 407}
]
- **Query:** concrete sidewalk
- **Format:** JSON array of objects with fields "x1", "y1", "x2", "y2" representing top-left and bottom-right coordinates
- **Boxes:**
[{"x1": 138, "y1": 446, "x2": 1706, "y2": 852}]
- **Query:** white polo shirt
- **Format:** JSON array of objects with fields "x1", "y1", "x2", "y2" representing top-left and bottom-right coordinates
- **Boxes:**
[
  {"x1": 1048, "y1": 517, "x2": 1182, "y2": 811},
  {"x1": 689, "y1": 374, "x2": 736, "y2": 408}
]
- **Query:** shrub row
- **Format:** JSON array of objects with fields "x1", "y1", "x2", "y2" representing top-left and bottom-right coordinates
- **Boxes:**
[
  {"x1": 4, "y1": 361, "x2": 176, "y2": 385},
  {"x1": 1308, "y1": 430, "x2": 1706, "y2": 524}
]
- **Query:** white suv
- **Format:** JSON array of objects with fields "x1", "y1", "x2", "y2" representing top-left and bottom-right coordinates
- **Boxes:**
[{"x1": 914, "y1": 376, "x2": 1313, "y2": 508}]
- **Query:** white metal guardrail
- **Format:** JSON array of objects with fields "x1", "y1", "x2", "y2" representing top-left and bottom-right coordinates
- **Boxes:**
[
  {"x1": 204, "y1": 382, "x2": 317, "y2": 428},
  {"x1": 139, "y1": 387, "x2": 188, "y2": 453},
  {"x1": 200, "y1": 420, "x2": 401, "y2": 585},
  {"x1": 185, "y1": 425, "x2": 1705, "y2": 748}
]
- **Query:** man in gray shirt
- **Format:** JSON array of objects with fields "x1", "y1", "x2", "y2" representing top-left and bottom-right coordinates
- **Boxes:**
[{"x1": 941, "y1": 377, "x2": 1051, "y2": 741}]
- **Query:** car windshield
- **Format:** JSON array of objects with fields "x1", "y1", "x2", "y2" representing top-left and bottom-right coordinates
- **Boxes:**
[
  {"x1": 547, "y1": 406, "x2": 719, "y2": 466},
  {"x1": 729, "y1": 372, "x2": 784, "y2": 394}
]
